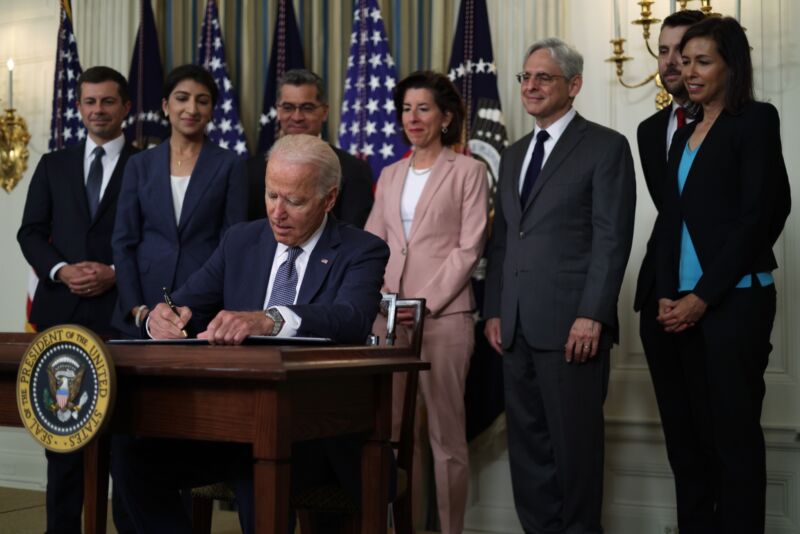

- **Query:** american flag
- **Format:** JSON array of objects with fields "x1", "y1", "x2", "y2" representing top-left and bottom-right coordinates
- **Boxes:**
[
  {"x1": 338, "y1": 0, "x2": 405, "y2": 181},
  {"x1": 197, "y1": 0, "x2": 248, "y2": 156},
  {"x1": 257, "y1": 0, "x2": 305, "y2": 154},
  {"x1": 49, "y1": 0, "x2": 85, "y2": 152},
  {"x1": 447, "y1": 0, "x2": 508, "y2": 184},
  {"x1": 30, "y1": 0, "x2": 85, "y2": 332},
  {"x1": 124, "y1": 0, "x2": 168, "y2": 147}
]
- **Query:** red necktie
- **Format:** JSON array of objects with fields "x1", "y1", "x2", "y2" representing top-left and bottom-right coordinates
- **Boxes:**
[{"x1": 676, "y1": 107, "x2": 686, "y2": 129}]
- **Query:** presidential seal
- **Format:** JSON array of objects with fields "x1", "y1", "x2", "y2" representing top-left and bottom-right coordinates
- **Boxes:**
[{"x1": 16, "y1": 325, "x2": 115, "y2": 453}]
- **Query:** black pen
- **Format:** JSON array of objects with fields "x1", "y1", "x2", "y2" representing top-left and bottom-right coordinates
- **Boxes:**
[{"x1": 162, "y1": 287, "x2": 188, "y2": 338}]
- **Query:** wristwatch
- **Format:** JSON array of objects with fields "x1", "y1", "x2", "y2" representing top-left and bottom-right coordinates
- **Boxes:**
[{"x1": 265, "y1": 307, "x2": 285, "y2": 336}]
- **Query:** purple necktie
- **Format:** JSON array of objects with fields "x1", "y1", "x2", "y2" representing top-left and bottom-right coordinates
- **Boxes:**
[{"x1": 267, "y1": 246, "x2": 303, "y2": 307}]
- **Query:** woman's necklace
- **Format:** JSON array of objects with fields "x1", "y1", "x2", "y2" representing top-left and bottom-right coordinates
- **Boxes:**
[
  {"x1": 172, "y1": 147, "x2": 200, "y2": 168},
  {"x1": 410, "y1": 153, "x2": 432, "y2": 176}
]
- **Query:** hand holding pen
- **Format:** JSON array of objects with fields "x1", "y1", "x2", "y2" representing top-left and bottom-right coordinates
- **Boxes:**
[{"x1": 146, "y1": 287, "x2": 191, "y2": 339}]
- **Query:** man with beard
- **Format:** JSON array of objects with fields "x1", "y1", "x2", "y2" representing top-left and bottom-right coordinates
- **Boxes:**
[{"x1": 633, "y1": 7, "x2": 705, "y2": 526}]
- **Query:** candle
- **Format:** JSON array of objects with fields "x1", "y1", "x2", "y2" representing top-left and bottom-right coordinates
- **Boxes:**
[
  {"x1": 6, "y1": 58, "x2": 13, "y2": 110},
  {"x1": 670, "y1": 0, "x2": 676, "y2": 13},
  {"x1": 736, "y1": 0, "x2": 741, "y2": 21},
  {"x1": 613, "y1": 0, "x2": 621, "y2": 38}
]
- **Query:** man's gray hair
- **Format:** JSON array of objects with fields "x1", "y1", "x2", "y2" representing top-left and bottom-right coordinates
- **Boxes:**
[
  {"x1": 268, "y1": 134, "x2": 341, "y2": 197},
  {"x1": 525, "y1": 38, "x2": 584, "y2": 80},
  {"x1": 277, "y1": 69, "x2": 327, "y2": 105}
]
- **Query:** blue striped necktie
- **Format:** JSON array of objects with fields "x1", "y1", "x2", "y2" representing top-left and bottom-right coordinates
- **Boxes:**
[{"x1": 267, "y1": 246, "x2": 303, "y2": 307}]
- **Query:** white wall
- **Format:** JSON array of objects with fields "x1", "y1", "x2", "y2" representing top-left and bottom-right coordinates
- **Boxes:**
[
  {"x1": 0, "y1": 0, "x2": 63, "y2": 491},
  {"x1": 0, "y1": 1, "x2": 798, "y2": 532}
]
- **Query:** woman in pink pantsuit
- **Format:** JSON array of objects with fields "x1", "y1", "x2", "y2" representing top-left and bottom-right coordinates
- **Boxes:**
[{"x1": 365, "y1": 70, "x2": 489, "y2": 534}]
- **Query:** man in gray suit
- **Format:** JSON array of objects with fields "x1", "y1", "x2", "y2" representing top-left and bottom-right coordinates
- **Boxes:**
[{"x1": 484, "y1": 38, "x2": 635, "y2": 533}]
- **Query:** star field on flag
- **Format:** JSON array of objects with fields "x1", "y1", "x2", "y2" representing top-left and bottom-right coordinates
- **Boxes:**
[
  {"x1": 338, "y1": 0, "x2": 405, "y2": 181},
  {"x1": 197, "y1": 0, "x2": 248, "y2": 156},
  {"x1": 49, "y1": 3, "x2": 85, "y2": 152}
]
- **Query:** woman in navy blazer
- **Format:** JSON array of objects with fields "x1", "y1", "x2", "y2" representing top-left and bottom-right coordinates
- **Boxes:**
[
  {"x1": 655, "y1": 17, "x2": 790, "y2": 533},
  {"x1": 112, "y1": 64, "x2": 247, "y2": 336}
]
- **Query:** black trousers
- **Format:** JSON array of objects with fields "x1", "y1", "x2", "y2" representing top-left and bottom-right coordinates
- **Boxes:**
[
  {"x1": 111, "y1": 434, "x2": 364, "y2": 534},
  {"x1": 44, "y1": 449, "x2": 133, "y2": 534},
  {"x1": 641, "y1": 285, "x2": 775, "y2": 534},
  {"x1": 503, "y1": 325, "x2": 609, "y2": 534}
]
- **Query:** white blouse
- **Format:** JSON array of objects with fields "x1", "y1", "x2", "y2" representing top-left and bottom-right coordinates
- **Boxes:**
[
  {"x1": 170, "y1": 175, "x2": 191, "y2": 225},
  {"x1": 400, "y1": 165, "x2": 431, "y2": 238}
]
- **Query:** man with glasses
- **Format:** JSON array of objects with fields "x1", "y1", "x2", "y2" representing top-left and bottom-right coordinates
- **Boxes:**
[
  {"x1": 484, "y1": 38, "x2": 636, "y2": 533},
  {"x1": 247, "y1": 69, "x2": 373, "y2": 226}
]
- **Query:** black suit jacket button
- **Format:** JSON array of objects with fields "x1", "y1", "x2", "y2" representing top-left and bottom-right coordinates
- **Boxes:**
[{"x1": 519, "y1": 231, "x2": 525, "y2": 239}]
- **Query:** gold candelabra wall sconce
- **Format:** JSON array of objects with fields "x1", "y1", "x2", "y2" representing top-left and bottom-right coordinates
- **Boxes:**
[
  {"x1": 1, "y1": 58, "x2": 31, "y2": 193},
  {"x1": 606, "y1": 0, "x2": 733, "y2": 110}
]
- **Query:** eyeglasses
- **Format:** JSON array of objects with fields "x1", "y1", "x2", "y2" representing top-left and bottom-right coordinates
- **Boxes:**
[
  {"x1": 515, "y1": 72, "x2": 567, "y2": 86},
  {"x1": 277, "y1": 103, "x2": 326, "y2": 114}
]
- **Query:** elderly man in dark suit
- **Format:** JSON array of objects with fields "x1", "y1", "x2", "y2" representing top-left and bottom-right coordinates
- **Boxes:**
[
  {"x1": 112, "y1": 134, "x2": 389, "y2": 534},
  {"x1": 17, "y1": 66, "x2": 134, "y2": 534},
  {"x1": 247, "y1": 68, "x2": 373, "y2": 227},
  {"x1": 484, "y1": 38, "x2": 636, "y2": 533}
]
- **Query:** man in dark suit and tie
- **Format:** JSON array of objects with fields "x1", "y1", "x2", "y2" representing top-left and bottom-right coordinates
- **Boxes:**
[
  {"x1": 17, "y1": 66, "x2": 134, "y2": 534},
  {"x1": 247, "y1": 68, "x2": 374, "y2": 227},
  {"x1": 112, "y1": 134, "x2": 389, "y2": 533},
  {"x1": 483, "y1": 38, "x2": 636, "y2": 533}
]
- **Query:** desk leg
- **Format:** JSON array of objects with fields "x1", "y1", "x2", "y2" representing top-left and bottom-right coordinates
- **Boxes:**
[
  {"x1": 83, "y1": 434, "x2": 110, "y2": 534},
  {"x1": 361, "y1": 439, "x2": 391, "y2": 533},
  {"x1": 254, "y1": 459, "x2": 291, "y2": 534},
  {"x1": 362, "y1": 373, "x2": 392, "y2": 533}
]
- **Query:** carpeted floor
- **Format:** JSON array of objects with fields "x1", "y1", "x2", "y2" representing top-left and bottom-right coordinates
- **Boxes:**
[
  {"x1": 0, "y1": 486, "x2": 242, "y2": 534},
  {"x1": 0, "y1": 486, "x2": 431, "y2": 533}
]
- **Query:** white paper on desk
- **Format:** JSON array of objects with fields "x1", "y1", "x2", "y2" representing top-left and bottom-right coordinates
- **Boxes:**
[
  {"x1": 107, "y1": 338, "x2": 208, "y2": 345},
  {"x1": 108, "y1": 336, "x2": 333, "y2": 345}
]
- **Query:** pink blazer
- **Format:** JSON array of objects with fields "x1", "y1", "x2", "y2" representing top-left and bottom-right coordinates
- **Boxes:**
[{"x1": 365, "y1": 147, "x2": 489, "y2": 317}]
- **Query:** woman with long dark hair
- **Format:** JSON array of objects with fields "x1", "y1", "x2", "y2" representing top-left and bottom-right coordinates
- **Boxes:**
[{"x1": 655, "y1": 16, "x2": 790, "y2": 532}]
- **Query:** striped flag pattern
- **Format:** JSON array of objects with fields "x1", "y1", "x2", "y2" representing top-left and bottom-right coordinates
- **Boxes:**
[{"x1": 27, "y1": 0, "x2": 84, "y2": 333}]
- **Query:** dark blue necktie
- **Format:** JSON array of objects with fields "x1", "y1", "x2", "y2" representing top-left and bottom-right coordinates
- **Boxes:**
[
  {"x1": 520, "y1": 130, "x2": 550, "y2": 207},
  {"x1": 86, "y1": 146, "x2": 105, "y2": 218},
  {"x1": 267, "y1": 246, "x2": 303, "y2": 307}
]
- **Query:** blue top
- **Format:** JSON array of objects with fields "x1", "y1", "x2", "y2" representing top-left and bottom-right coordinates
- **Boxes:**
[{"x1": 677, "y1": 141, "x2": 773, "y2": 292}]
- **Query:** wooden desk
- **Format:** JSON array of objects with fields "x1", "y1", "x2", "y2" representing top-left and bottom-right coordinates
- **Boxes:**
[{"x1": 0, "y1": 334, "x2": 426, "y2": 533}]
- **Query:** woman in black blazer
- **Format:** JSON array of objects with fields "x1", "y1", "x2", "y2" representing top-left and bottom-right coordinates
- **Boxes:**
[
  {"x1": 112, "y1": 65, "x2": 247, "y2": 336},
  {"x1": 655, "y1": 17, "x2": 790, "y2": 533}
]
